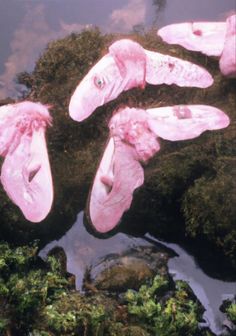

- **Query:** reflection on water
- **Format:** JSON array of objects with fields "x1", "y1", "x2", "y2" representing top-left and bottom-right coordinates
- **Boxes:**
[
  {"x1": 40, "y1": 212, "x2": 236, "y2": 336},
  {"x1": 0, "y1": 0, "x2": 235, "y2": 98},
  {"x1": 145, "y1": 234, "x2": 236, "y2": 336},
  {"x1": 39, "y1": 212, "x2": 153, "y2": 289}
]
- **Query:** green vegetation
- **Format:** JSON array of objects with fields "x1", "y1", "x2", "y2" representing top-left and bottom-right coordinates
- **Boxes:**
[
  {"x1": 0, "y1": 241, "x2": 69, "y2": 334},
  {"x1": 226, "y1": 303, "x2": 236, "y2": 325},
  {"x1": 0, "y1": 241, "x2": 109, "y2": 335},
  {"x1": 125, "y1": 276, "x2": 202, "y2": 336},
  {"x1": 0, "y1": 241, "x2": 214, "y2": 336}
]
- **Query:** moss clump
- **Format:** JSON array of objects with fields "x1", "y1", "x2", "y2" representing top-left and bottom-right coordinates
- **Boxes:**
[
  {"x1": 125, "y1": 276, "x2": 203, "y2": 336},
  {"x1": 182, "y1": 157, "x2": 236, "y2": 266},
  {"x1": 1, "y1": 241, "x2": 212, "y2": 336},
  {"x1": 226, "y1": 303, "x2": 236, "y2": 325},
  {"x1": 38, "y1": 293, "x2": 106, "y2": 335},
  {"x1": 0, "y1": 241, "x2": 109, "y2": 335},
  {"x1": 0, "y1": 241, "x2": 69, "y2": 334}
]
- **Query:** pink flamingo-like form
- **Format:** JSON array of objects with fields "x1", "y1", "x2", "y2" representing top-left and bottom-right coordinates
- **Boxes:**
[
  {"x1": 87, "y1": 105, "x2": 230, "y2": 233},
  {"x1": 158, "y1": 14, "x2": 236, "y2": 77},
  {"x1": 0, "y1": 101, "x2": 53, "y2": 222},
  {"x1": 69, "y1": 39, "x2": 213, "y2": 122}
]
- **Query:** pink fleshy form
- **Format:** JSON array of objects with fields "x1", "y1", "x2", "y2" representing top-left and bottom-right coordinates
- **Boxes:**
[
  {"x1": 146, "y1": 105, "x2": 230, "y2": 141},
  {"x1": 88, "y1": 137, "x2": 145, "y2": 233},
  {"x1": 0, "y1": 101, "x2": 53, "y2": 222},
  {"x1": 219, "y1": 15, "x2": 236, "y2": 76},
  {"x1": 87, "y1": 105, "x2": 230, "y2": 233},
  {"x1": 158, "y1": 22, "x2": 226, "y2": 56},
  {"x1": 158, "y1": 14, "x2": 236, "y2": 77},
  {"x1": 69, "y1": 39, "x2": 213, "y2": 122}
]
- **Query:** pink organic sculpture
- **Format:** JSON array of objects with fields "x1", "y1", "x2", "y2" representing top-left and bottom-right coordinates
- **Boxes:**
[
  {"x1": 69, "y1": 39, "x2": 213, "y2": 122},
  {"x1": 87, "y1": 105, "x2": 229, "y2": 233},
  {"x1": 0, "y1": 101, "x2": 53, "y2": 222},
  {"x1": 158, "y1": 14, "x2": 236, "y2": 77}
]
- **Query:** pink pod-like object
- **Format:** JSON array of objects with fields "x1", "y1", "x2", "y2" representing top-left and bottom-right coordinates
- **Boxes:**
[
  {"x1": 146, "y1": 105, "x2": 230, "y2": 141},
  {"x1": 69, "y1": 39, "x2": 213, "y2": 122},
  {"x1": 87, "y1": 137, "x2": 145, "y2": 233},
  {"x1": 219, "y1": 15, "x2": 236, "y2": 76},
  {"x1": 158, "y1": 14, "x2": 236, "y2": 77},
  {"x1": 87, "y1": 105, "x2": 229, "y2": 233},
  {"x1": 0, "y1": 101, "x2": 53, "y2": 222}
]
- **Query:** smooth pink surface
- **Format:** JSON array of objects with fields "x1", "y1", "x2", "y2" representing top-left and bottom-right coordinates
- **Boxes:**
[
  {"x1": 158, "y1": 14, "x2": 236, "y2": 77},
  {"x1": 0, "y1": 101, "x2": 53, "y2": 222},
  {"x1": 89, "y1": 137, "x2": 145, "y2": 233},
  {"x1": 145, "y1": 50, "x2": 213, "y2": 87},
  {"x1": 88, "y1": 105, "x2": 230, "y2": 233},
  {"x1": 69, "y1": 39, "x2": 146, "y2": 122},
  {"x1": 69, "y1": 39, "x2": 213, "y2": 122},
  {"x1": 158, "y1": 22, "x2": 226, "y2": 56},
  {"x1": 219, "y1": 15, "x2": 236, "y2": 76},
  {"x1": 146, "y1": 105, "x2": 230, "y2": 141}
]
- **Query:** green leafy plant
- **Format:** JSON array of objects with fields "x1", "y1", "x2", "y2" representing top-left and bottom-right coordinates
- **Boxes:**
[
  {"x1": 0, "y1": 241, "x2": 69, "y2": 334},
  {"x1": 125, "y1": 276, "x2": 201, "y2": 336},
  {"x1": 0, "y1": 242, "x2": 114, "y2": 335},
  {"x1": 226, "y1": 303, "x2": 236, "y2": 324}
]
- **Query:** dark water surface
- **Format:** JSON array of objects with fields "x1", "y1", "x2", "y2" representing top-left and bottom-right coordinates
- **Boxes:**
[
  {"x1": 0, "y1": 0, "x2": 235, "y2": 98},
  {"x1": 145, "y1": 235, "x2": 236, "y2": 336},
  {"x1": 40, "y1": 212, "x2": 236, "y2": 336}
]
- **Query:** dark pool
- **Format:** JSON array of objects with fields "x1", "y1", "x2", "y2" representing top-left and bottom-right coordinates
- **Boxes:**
[{"x1": 40, "y1": 212, "x2": 236, "y2": 336}]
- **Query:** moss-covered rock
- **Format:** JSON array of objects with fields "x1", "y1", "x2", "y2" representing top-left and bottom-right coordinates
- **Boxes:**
[
  {"x1": 0, "y1": 28, "x2": 235, "y2": 271},
  {"x1": 89, "y1": 246, "x2": 169, "y2": 292}
]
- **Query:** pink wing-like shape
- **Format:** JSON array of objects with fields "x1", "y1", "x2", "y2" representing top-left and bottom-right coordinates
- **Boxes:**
[
  {"x1": 87, "y1": 105, "x2": 229, "y2": 233},
  {"x1": 145, "y1": 49, "x2": 213, "y2": 87},
  {"x1": 158, "y1": 21, "x2": 226, "y2": 56},
  {"x1": 0, "y1": 101, "x2": 53, "y2": 222},
  {"x1": 158, "y1": 14, "x2": 236, "y2": 77},
  {"x1": 146, "y1": 105, "x2": 230, "y2": 141}
]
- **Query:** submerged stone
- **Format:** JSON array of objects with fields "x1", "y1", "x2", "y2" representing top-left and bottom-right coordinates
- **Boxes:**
[{"x1": 89, "y1": 246, "x2": 169, "y2": 292}]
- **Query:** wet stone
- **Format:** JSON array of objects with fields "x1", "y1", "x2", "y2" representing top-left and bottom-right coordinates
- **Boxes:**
[
  {"x1": 88, "y1": 246, "x2": 169, "y2": 292},
  {"x1": 120, "y1": 325, "x2": 150, "y2": 336}
]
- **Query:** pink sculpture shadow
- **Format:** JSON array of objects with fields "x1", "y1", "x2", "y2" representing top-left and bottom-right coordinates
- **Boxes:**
[
  {"x1": 69, "y1": 39, "x2": 213, "y2": 122},
  {"x1": 158, "y1": 14, "x2": 236, "y2": 77},
  {"x1": 87, "y1": 105, "x2": 230, "y2": 233},
  {"x1": 0, "y1": 101, "x2": 53, "y2": 222}
]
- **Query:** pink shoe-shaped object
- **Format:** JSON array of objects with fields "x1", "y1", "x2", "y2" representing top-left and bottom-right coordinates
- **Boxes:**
[
  {"x1": 87, "y1": 105, "x2": 229, "y2": 233},
  {"x1": 0, "y1": 101, "x2": 53, "y2": 222}
]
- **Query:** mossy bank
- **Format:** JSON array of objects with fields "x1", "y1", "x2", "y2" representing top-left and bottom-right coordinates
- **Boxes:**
[{"x1": 0, "y1": 28, "x2": 235, "y2": 272}]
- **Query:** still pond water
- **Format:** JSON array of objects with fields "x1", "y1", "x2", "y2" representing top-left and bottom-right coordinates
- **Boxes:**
[{"x1": 40, "y1": 212, "x2": 236, "y2": 336}]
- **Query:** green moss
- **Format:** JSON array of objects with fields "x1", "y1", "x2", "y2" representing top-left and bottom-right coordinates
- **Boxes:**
[
  {"x1": 182, "y1": 157, "x2": 236, "y2": 266},
  {"x1": 125, "y1": 276, "x2": 203, "y2": 336},
  {"x1": 226, "y1": 303, "x2": 236, "y2": 325},
  {"x1": 0, "y1": 241, "x2": 212, "y2": 336},
  {"x1": 0, "y1": 241, "x2": 69, "y2": 334}
]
